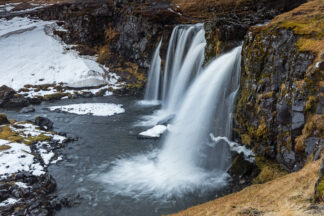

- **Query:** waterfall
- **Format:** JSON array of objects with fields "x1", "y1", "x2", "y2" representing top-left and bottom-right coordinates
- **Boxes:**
[
  {"x1": 141, "y1": 24, "x2": 206, "y2": 111},
  {"x1": 162, "y1": 23, "x2": 206, "y2": 112},
  {"x1": 144, "y1": 39, "x2": 162, "y2": 103},
  {"x1": 159, "y1": 46, "x2": 242, "y2": 172},
  {"x1": 98, "y1": 45, "x2": 243, "y2": 198}
]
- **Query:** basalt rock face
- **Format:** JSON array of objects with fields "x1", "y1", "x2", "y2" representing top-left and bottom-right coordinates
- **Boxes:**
[
  {"x1": 33, "y1": 1, "x2": 114, "y2": 47},
  {"x1": 204, "y1": 0, "x2": 306, "y2": 61},
  {"x1": 0, "y1": 85, "x2": 30, "y2": 108},
  {"x1": 234, "y1": 10, "x2": 324, "y2": 171}
]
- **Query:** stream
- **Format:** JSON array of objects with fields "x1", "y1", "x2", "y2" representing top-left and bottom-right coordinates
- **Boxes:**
[{"x1": 2, "y1": 96, "x2": 224, "y2": 216}]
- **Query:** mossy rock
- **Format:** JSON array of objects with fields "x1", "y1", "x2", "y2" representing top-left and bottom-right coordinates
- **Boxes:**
[
  {"x1": 0, "y1": 144, "x2": 11, "y2": 151},
  {"x1": 0, "y1": 125, "x2": 24, "y2": 143},
  {"x1": 314, "y1": 158, "x2": 324, "y2": 202},
  {"x1": 24, "y1": 134, "x2": 52, "y2": 145},
  {"x1": 253, "y1": 156, "x2": 288, "y2": 184},
  {"x1": 228, "y1": 153, "x2": 258, "y2": 180},
  {"x1": 43, "y1": 93, "x2": 70, "y2": 101},
  {"x1": 0, "y1": 114, "x2": 10, "y2": 125}
]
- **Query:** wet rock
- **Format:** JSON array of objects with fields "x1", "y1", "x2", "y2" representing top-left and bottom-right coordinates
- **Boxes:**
[
  {"x1": 277, "y1": 101, "x2": 291, "y2": 124},
  {"x1": 20, "y1": 106, "x2": 35, "y2": 114},
  {"x1": 35, "y1": 116, "x2": 54, "y2": 131},
  {"x1": 41, "y1": 174, "x2": 56, "y2": 193},
  {"x1": 292, "y1": 112, "x2": 305, "y2": 131},
  {"x1": 59, "y1": 194, "x2": 82, "y2": 208},
  {"x1": 314, "y1": 139, "x2": 324, "y2": 161},
  {"x1": 318, "y1": 61, "x2": 324, "y2": 71},
  {"x1": 305, "y1": 137, "x2": 320, "y2": 156},
  {"x1": 316, "y1": 96, "x2": 324, "y2": 114},
  {"x1": 157, "y1": 114, "x2": 175, "y2": 125},
  {"x1": 228, "y1": 153, "x2": 258, "y2": 179},
  {"x1": 277, "y1": 147, "x2": 296, "y2": 170},
  {"x1": 3, "y1": 94, "x2": 30, "y2": 108},
  {"x1": 0, "y1": 85, "x2": 15, "y2": 107},
  {"x1": 0, "y1": 113, "x2": 10, "y2": 124},
  {"x1": 81, "y1": 92, "x2": 94, "y2": 98},
  {"x1": 28, "y1": 97, "x2": 42, "y2": 105},
  {"x1": 314, "y1": 157, "x2": 324, "y2": 202}
]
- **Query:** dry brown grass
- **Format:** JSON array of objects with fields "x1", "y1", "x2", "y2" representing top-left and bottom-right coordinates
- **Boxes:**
[
  {"x1": 171, "y1": 0, "x2": 248, "y2": 18},
  {"x1": 171, "y1": 160, "x2": 323, "y2": 216},
  {"x1": 270, "y1": 0, "x2": 324, "y2": 59}
]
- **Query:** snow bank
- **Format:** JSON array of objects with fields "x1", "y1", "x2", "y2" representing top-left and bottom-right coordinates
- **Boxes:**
[
  {"x1": 139, "y1": 125, "x2": 168, "y2": 138},
  {"x1": 0, "y1": 142, "x2": 45, "y2": 176},
  {"x1": 0, "y1": 198, "x2": 19, "y2": 207},
  {"x1": 48, "y1": 103, "x2": 125, "y2": 116},
  {"x1": 0, "y1": 17, "x2": 118, "y2": 90},
  {"x1": 0, "y1": 122, "x2": 68, "y2": 179}
]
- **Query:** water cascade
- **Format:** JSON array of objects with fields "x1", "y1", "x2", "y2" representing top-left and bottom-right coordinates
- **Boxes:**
[
  {"x1": 162, "y1": 23, "x2": 206, "y2": 113},
  {"x1": 98, "y1": 41, "x2": 243, "y2": 198},
  {"x1": 142, "y1": 23, "x2": 206, "y2": 112},
  {"x1": 144, "y1": 39, "x2": 162, "y2": 103}
]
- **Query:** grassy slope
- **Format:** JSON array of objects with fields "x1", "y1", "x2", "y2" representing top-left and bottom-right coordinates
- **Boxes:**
[{"x1": 172, "y1": 160, "x2": 322, "y2": 216}]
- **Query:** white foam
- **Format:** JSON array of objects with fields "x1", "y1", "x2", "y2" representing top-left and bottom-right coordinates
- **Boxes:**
[{"x1": 139, "y1": 125, "x2": 167, "y2": 138}]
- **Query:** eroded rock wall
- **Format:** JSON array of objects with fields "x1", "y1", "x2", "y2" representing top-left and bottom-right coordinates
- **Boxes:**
[{"x1": 234, "y1": 0, "x2": 324, "y2": 171}]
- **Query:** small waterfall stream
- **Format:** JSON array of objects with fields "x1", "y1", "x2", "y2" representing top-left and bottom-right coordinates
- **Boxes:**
[
  {"x1": 144, "y1": 39, "x2": 162, "y2": 103},
  {"x1": 162, "y1": 24, "x2": 206, "y2": 112},
  {"x1": 98, "y1": 21, "x2": 243, "y2": 197},
  {"x1": 143, "y1": 23, "x2": 206, "y2": 113}
]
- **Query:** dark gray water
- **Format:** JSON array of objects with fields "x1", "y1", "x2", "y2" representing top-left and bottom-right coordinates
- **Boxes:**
[{"x1": 1, "y1": 96, "x2": 222, "y2": 216}]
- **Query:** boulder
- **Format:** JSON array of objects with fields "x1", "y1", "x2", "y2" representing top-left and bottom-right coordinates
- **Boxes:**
[
  {"x1": 0, "y1": 113, "x2": 10, "y2": 125},
  {"x1": 314, "y1": 157, "x2": 324, "y2": 202},
  {"x1": 20, "y1": 107, "x2": 35, "y2": 114},
  {"x1": 305, "y1": 137, "x2": 320, "y2": 156},
  {"x1": 292, "y1": 112, "x2": 305, "y2": 131},
  {"x1": 3, "y1": 95, "x2": 30, "y2": 108},
  {"x1": 0, "y1": 85, "x2": 15, "y2": 107},
  {"x1": 35, "y1": 116, "x2": 54, "y2": 131}
]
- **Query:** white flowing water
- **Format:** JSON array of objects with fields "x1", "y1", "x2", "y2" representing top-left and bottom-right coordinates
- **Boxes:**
[
  {"x1": 162, "y1": 23, "x2": 206, "y2": 113},
  {"x1": 138, "y1": 23, "x2": 206, "y2": 125},
  {"x1": 98, "y1": 46, "x2": 243, "y2": 198},
  {"x1": 144, "y1": 39, "x2": 162, "y2": 103}
]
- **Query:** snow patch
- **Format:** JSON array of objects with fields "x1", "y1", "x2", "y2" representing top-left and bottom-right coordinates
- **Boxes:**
[
  {"x1": 15, "y1": 182, "x2": 28, "y2": 188},
  {"x1": 139, "y1": 125, "x2": 168, "y2": 138},
  {"x1": 0, "y1": 198, "x2": 19, "y2": 207},
  {"x1": 0, "y1": 142, "x2": 45, "y2": 177},
  {"x1": 48, "y1": 103, "x2": 125, "y2": 117}
]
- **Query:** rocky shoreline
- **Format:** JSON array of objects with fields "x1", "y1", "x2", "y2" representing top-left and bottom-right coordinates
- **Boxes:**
[{"x1": 0, "y1": 114, "x2": 79, "y2": 216}]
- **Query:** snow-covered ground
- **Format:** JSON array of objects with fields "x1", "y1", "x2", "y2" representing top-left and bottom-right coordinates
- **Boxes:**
[
  {"x1": 139, "y1": 125, "x2": 168, "y2": 138},
  {"x1": 0, "y1": 122, "x2": 67, "y2": 179},
  {"x1": 48, "y1": 103, "x2": 125, "y2": 116},
  {"x1": 0, "y1": 17, "x2": 119, "y2": 91},
  {"x1": 0, "y1": 2, "x2": 52, "y2": 15}
]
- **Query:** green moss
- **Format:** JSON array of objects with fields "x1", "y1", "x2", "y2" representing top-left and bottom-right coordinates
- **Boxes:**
[
  {"x1": 314, "y1": 167, "x2": 324, "y2": 202},
  {"x1": 0, "y1": 144, "x2": 11, "y2": 151},
  {"x1": 0, "y1": 126, "x2": 24, "y2": 143},
  {"x1": 43, "y1": 93, "x2": 70, "y2": 101},
  {"x1": 253, "y1": 156, "x2": 288, "y2": 184},
  {"x1": 0, "y1": 113, "x2": 10, "y2": 125},
  {"x1": 256, "y1": 117, "x2": 269, "y2": 140},
  {"x1": 241, "y1": 134, "x2": 252, "y2": 146},
  {"x1": 24, "y1": 134, "x2": 52, "y2": 145},
  {"x1": 305, "y1": 95, "x2": 318, "y2": 112}
]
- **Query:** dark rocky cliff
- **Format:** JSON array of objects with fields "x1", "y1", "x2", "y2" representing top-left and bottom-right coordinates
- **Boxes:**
[
  {"x1": 233, "y1": 0, "x2": 324, "y2": 175},
  {"x1": 21, "y1": 0, "x2": 306, "y2": 94}
]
